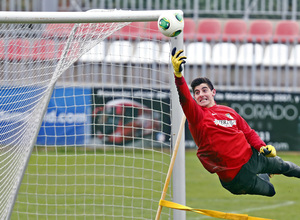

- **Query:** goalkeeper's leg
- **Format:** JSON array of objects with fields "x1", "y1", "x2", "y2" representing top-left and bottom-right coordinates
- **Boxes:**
[
  {"x1": 260, "y1": 156, "x2": 300, "y2": 178},
  {"x1": 275, "y1": 160, "x2": 300, "y2": 178},
  {"x1": 281, "y1": 161, "x2": 300, "y2": 177},
  {"x1": 248, "y1": 174, "x2": 275, "y2": 196},
  {"x1": 220, "y1": 164, "x2": 276, "y2": 197},
  {"x1": 220, "y1": 147, "x2": 300, "y2": 197}
]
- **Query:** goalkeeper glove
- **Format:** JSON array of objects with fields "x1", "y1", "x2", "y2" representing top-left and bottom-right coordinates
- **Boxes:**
[
  {"x1": 260, "y1": 145, "x2": 276, "y2": 157},
  {"x1": 171, "y1": 47, "x2": 187, "y2": 78}
]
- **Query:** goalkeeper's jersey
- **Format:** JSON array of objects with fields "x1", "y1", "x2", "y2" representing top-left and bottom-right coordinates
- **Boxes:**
[{"x1": 175, "y1": 76, "x2": 266, "y2": 182}]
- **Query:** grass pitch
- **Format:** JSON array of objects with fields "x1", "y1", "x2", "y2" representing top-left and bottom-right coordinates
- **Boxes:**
[
  {"x1": 12, "y1": 147, "x2": 172, "y2": 220},
  {"x1": 11, "y1": 148, "x2": 300, "y2": 220}
]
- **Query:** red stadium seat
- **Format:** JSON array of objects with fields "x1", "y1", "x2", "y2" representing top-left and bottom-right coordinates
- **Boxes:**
[
  {"x1": 32, "y1": 39, "x2": 57, "y2": 60},
  {"x1": 0, "y1": 40, "x2": 5, "y2": 59},
  {"x1": 6, "y1": 39, "x2": 31, "y2": 60},
  {"x1": 222, "y1": 19, "x2": 247, "y2": 42},
  {"x1": 44, "y1": 23, "x2": 117, "y2": 40},
  {"x1": 32, "y1": 39, "x2": 78, "y2": 60},
  {"x1": 43, "y1": 23, "x2": 74, "y2": 38},
  {"x1": 76, "y1": 23, "x2": 112, "y2": 38},
  {"x1": 247, "y1": 20, "x2": 273, "y2": 43},
  {"x1": 196, "y1": 19, "x2": 222, "y2": 42},
  {"x1": 273, "y1": 20, "x2": 299, "y2": 43},
  {"x1": 113, "y1": 22, "x2": 145, "y2": 40},
  {"x1": 144, "y1": 21, "x2": 168, "y2": 40},
  {"x1": 182, "y1": 18, "x2": 196, "y2": 41}
]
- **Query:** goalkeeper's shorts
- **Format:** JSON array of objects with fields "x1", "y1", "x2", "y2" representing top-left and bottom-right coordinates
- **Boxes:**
[{"x1": 219, "y1": 147, "x2": 300, "y2": 197}]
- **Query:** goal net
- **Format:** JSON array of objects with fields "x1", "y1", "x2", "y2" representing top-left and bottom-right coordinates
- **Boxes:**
[{"x1": 0, "y1": 9, "x2": 183, "y2": 220}]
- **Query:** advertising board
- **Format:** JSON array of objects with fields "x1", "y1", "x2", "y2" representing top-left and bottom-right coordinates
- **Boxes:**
[
  {"x1": 3, "y1": 85, "x2": 297, "y2": 150},
  {"x1": 36, "y1": 87, "x2": 91, "y2": 145},
  {"x1": 92, "y1": 87, "x2": 171, "y2": 146},
  {"x1": 185, "y1": 90, "x2": 300, "y2": 151}
]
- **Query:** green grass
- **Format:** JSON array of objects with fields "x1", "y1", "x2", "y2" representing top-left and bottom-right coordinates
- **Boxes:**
[
  {"x1": 11, "y1": 148, "x2": 300, "y2": 220},
  {"x1": 12, "y1": 147, "x2": 172, "y2": 220}
]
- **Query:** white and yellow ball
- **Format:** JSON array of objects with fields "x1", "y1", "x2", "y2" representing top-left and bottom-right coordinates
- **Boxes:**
[{"x1": 158, "y1": 13, "x2": 184, "y2": 37}]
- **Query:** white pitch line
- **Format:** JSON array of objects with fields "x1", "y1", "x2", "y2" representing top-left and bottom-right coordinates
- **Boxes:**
[
  {"x1": 231, "y1": 201, "x2": 295, "y2": 213},
  {"x1": 189, "y1": 201, "x2": 295, "y2": 220}
]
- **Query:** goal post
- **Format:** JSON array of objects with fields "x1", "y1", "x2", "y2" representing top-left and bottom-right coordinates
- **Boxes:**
[{"x1": 0, "y1": 9, "x2": 185, "y2": 220}]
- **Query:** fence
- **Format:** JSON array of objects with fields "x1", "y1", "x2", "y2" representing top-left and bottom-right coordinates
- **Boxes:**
[
  {"x1": 2, "y1": 0, "x2": 300, "y2": 92},
  {"x1": 2, "y1": 18, "x2": 300, "y2": 92},
  {"x1": 1, "y1": 0, "x2": 300, "y2": 20}
]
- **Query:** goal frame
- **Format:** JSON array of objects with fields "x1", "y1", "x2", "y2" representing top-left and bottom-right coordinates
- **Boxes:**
[{"x1": 0, "y1": 10, "x2": 186, "y2": 220}]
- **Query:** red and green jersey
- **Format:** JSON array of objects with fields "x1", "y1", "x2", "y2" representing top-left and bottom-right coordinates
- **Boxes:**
[{"x1": 175, "y1": 76, "x2": 266, "y2": 181}]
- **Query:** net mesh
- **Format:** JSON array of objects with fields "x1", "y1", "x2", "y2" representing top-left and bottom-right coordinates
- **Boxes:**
[{"x1": 0, "y1": 10, "x2": 173, "y2": 220}]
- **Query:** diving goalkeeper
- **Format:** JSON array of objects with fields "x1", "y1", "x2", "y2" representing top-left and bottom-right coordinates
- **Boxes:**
[{"x1": 171, "y1": 47, "x2": 300, "y2": 197}]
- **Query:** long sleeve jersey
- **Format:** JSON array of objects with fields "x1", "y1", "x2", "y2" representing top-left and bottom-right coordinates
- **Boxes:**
[{"x1": 175, "y1": 76, "x2": 266, "y2": 181}]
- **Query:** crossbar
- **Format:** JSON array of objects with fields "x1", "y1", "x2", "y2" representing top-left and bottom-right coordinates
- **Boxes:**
[{"x1": 0, "y1": 10, "x2": 183, "y2": 23}]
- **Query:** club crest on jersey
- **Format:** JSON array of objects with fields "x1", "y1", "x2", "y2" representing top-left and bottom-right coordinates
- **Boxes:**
[
  {"x1": 226, "y1": 113, "x2": 234, "y2": 119},
  {"x1": 214, "y1": 119, "x2": 236, "y2": 127}
]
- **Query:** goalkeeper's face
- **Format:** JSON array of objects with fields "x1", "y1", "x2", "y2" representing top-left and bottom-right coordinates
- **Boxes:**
[{"x1": 193, "y1": 83, "x2": 216, "y2": 108}]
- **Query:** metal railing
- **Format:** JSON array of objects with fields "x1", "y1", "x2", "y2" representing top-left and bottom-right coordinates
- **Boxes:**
[
  {"x1": 1, "y1": 0, "x2": 300, "y2": 20},
  {"x1": 1, "y1": 0, "x2": 300, "y2": 92}
]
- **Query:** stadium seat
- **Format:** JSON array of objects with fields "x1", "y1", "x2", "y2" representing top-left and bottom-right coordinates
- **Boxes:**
[
  {"x1": 247, "y1": 20, "x2": 273, "y2": 43},
  {"x1": 104, "y1": 40, "x2": 134, "y2": 63},
  {"x1": 43, "y1": 23, "x2": 74, "y2": 38},
  {"x1": 261, "y1": 43, "x2": 289, "y2": 66},
  {"x1": 6, "y1": 39, "x2": 31, "y2": 60},
  {"x1": 32, "y1": 39, "x2": 58, "y2": 60},
  {"x1": 131, "y1": 41, "x2": 160, "y2": 63},
  {"x1": 79, "y1": 41, "x2": 106, "y2": 62},
  {"x1": 182, "y1": 18, "x2": 197, "y2": 41},
  {"x1": 114, "y1": 22, "x2": 145, "y2": 40},
  {"x1": 209, "y1": 42, "x2": 237, "y2": 65},
  {"x1": 287, "y1": 45, "x2": 300, "y2": 66},
  {"x1": 32, "y1": 39, "x2": 79, "y2": 61},
  {"x1": 186, "y1": 42, "x2": 211, "y2": 65},
  {"x1": 236, "y1": 43, "x2": 264, "y2": 66},
  {"x1": 222, "y1": 19, "x2": 248, "y2": 42},
  {"x1": 196, "y1": 19, "x2": 222, "y2": 42},
  {"x1": 273, "y1": 20, "x2": 299, "y2": 43},
  {"x1": 144, "y1": 21, "x2": 168, "y2": 40},
  {"x1": 76, "y1": 23, "x2": 110, "y2": 38},
  {"x1": 0, "y1": 40, "x2": 5, "y2": 59},
  {"x1": 159, "y1": 42, "x2": 171, "y2": 64}
]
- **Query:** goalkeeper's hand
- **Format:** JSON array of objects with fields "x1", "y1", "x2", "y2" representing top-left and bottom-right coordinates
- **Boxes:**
[
  {"x1": 171, "y1": 47, "x2": 187, "y2": 78},
  {"x1": 260, "y1": 145, "x2": 277, "y2": 157}
]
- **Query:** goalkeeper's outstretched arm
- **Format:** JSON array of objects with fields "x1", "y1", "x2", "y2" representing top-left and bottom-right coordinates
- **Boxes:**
[{"x1": 171, "y1": 48, "x2": 204, "y2": 123}]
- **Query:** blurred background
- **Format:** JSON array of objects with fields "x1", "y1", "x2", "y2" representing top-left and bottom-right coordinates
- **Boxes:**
[
  {"x1": 2, "y1": 0, "x2": 300, "y2": 150},
  {"x1": 1, "y1": 2, "x2": 300, "y2": 219}
]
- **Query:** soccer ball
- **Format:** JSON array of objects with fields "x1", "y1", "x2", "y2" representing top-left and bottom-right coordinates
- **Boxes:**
[{"x1": 158, "y1": 13, "x2": 184, "y2": 37}]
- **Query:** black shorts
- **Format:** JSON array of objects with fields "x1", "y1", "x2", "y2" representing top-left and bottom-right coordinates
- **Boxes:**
[{"x1": 219, "y1": 147, "x2": 289, "y2": 197}]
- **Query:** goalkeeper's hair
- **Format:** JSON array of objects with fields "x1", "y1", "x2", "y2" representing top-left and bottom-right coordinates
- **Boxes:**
[{"x1": 191, "y1": 77, "x2": 214, "y2": 93}]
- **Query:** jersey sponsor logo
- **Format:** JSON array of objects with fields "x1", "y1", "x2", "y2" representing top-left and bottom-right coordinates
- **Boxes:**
[
  {"x1": 225, "y1": 113, "x2": 234, "y2": 119},
  {"x1": 214, "y1": 119, "x2": 236, "y2": 127}
]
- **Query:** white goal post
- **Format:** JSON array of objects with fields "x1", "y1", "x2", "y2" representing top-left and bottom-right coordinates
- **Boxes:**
[{"x1": 0, "y1": 9, "x2": 185, "y2": 220}]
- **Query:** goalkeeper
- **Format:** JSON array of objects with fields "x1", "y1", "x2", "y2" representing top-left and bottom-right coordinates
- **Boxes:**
[{"x1": 171, "y1": 47, "x2": 300, "y2": 197}]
